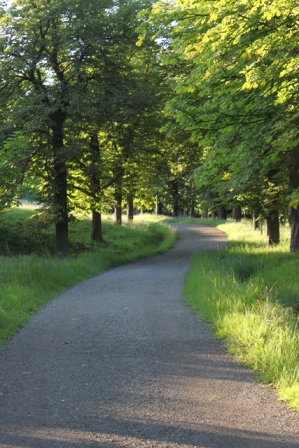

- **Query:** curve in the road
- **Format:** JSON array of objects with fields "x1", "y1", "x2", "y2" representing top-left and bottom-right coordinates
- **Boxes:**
[{"x1": 0, "y1": 224, "x2": 298, "y2": 448}]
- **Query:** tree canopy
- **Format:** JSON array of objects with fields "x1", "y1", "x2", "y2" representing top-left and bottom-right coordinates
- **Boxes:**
[
  {"x1": 143, "y1": 0, "x2": 299, "y2": 250},
  {"x1": 1, "y1": 0, "x2": 299, "y2": 252},
  {"x1": 0, "y1": 0, "x2": 167, "y2": 255}
]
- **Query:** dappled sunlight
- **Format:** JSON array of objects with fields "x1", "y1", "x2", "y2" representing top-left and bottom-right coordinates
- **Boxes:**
[{"x1": 218, "y1": 220, "x2": 291, "y2": 250}]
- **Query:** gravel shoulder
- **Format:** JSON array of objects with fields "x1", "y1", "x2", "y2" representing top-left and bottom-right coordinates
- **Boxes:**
[{"x1": 0, "y1": 224, "x2": 298, "y2": 448}]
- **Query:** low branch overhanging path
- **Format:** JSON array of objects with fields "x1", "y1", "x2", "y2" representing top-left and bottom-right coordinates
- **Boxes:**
[{"x1": 0, "y1": 224, "x2": 298, "y2": 448}]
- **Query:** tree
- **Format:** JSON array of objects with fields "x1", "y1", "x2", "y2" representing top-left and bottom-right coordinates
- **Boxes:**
[
  {"x1": 0, "y1": 0, "x2": 105, "y2": 254},
  {"x1": 0, "y1": 0, "x2": 159, "y2": 254},
  {"x1": 147, "y1": 0, "x2": 299, "y2": 249}
]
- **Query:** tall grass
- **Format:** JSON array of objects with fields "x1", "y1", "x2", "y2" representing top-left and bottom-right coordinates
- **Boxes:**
[
  {"x1": 184, "y1": 219, "x2": 299, "y2": 411},
  {"x1": 0, "y1": 209, "x2": 177, "y2": 346}
]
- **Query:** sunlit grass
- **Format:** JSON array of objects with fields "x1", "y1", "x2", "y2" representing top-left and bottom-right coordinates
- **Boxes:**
[
  {"x1": 184, "y1": 219, "x2": 299, "y2": 411},
  {"x1": 0, "y1": 208, "x2": 177, "y2": 346}
]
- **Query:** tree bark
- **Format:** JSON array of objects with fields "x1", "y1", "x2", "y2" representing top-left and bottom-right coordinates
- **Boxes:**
[
  {"x1": 253, "y1": 214, "x2": 260, "y2": 230},
  {"x1": 89, "y1": 132, "x2": 104, "y2": 242},
  {"x1": 170, "y1": 180, "x2": 179, "y2": 218},
  {"x1": 289, "y1": 207, "x2": 299, "y2": 251},
  {"x1": 267, "y1": 211, "x2": 280, "y2": 246},
  {"x1": 114, "y1": 185, "x2": 122, "y2": 225},
  {"x1": 189, "y1": 199, "x2": 196, "y2": 217},
  {"x1": 217, "y1": 207, "x2": 227, "y2": 220},
  {"x1": 127, "y1": 194, "x2": 134, "y2": 222},
  {"x1": 232, "y1": 205, "x2": 242, "y2": 222},
  {"x1": 91, "y1": 210, "x2": 104, "y2": 242},
  {"x1": 156, "y1": 196, "x2": 163, "y2": 216},
  {"x1": 289, "y1": 146, "x2": 299, "y2": 252}
]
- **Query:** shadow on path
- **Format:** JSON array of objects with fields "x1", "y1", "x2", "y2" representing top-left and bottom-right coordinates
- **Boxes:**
[
  {"x1": 0, "y1": 225, "x2": 298, "y2": 447},
  {"x1": 2, "y1": 419, "x2": 299, "y2": 448}
]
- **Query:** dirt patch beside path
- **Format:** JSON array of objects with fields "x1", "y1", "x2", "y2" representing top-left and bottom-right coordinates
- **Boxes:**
[{"x1": 0, "y1": 224, "x2": 298, "y2": 447}]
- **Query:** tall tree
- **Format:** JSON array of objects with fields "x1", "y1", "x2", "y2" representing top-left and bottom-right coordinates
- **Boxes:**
[
  {"x1": 0, "y1": 0, "x2": 158, "y2": 254},
  {"x1": 147, "y1": 0, "x2": 299, "y2": 249},
  {"x1": 0, "y1": 0, "x2": 109, "y2": 254}
]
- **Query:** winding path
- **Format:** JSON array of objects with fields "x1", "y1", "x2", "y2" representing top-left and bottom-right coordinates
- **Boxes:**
[{"x1": 0, "y1": 224, "x2": 298, "y2": 447}]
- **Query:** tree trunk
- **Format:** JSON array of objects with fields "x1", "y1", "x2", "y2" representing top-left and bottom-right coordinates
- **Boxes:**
[
  {"x1": 218, "y1": 207, "x2": 227, "y2": 220},
  {"x1": 89, "y1": 132, "x2": 104, "y2": 242},
  {"x1": 232, "y1": 205, "x2": 242, "y2": 222},
  {"x1": 289, "y1": 207, "x2": 299, "y2": 251},
  {"x1": 253, "y1": 214, "x2": 260, "y2": 230},
  {"x1": 54, "y1": 168, "x2": 68, "y2": 257},
  {"x1": 114, "y1": 186, "x2": 122, "y2": 225},
  {"x1": 127, "y1": 194, "x2": 134, "y2": 222},
  {"x1": 52, "y1": 109, "x2": 68, "y2": 257},
  {"x1": 172, "y1": 203, "x2": 179, "y2": 218},
  {"x1": 289, "y1": 146, "x2": 299, "y2": 252},
  {"x1": 189, "y1": 199, "x2": 196, "y2": 217},
  {"x1": 91, "y1": 209, "x2": 104, "y2": 242},
  {"x1": 267, "y1": 211, "x2": 280, "y2": 246},
  {"x1": 55, "y1": 218, "x2": 68, "y2": 258},
  {"x1": 156, "y1": 196, "x2": 163, "y2": 216},
  {"x1": 156, "y1": 203, "x2": 163, "y2": 215},
  {"x1": 170, "y1": 180, "x2": 179, "y2": 218}
]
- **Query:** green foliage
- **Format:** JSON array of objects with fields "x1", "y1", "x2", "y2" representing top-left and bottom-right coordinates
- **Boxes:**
[
  {"x1": 184, "y1": 219, "x2": 299, "y2": 411},
  {"x1": 0, "y1": 132, "x2": 30, "y2": 210},
  {"x1": 0, "y1": 0, "x2": 167, "y2": 253},
  {"x1": 2, "y1": 0, "x2": 299, "y2": 251},
  {"x1": 145, "y1": 0, "x2": 299, "y2": 247}
]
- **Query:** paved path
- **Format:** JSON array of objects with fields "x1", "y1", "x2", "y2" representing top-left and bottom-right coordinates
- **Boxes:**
[{"x1": 0, "y1": 224, "x2": 298, "y2": 447}]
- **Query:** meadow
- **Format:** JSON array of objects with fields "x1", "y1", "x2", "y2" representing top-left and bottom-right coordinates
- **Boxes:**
[{"x1": 184, "y1": 219, "x2": 299, "y2": 411}]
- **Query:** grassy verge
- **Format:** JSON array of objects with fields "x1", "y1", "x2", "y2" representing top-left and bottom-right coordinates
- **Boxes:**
[
  {"x1": 184, "y1": 219, "x2": 299, "y2": 411},
  {"x1": 0, "y1": 208, "x2": 177, "y2": 346}
]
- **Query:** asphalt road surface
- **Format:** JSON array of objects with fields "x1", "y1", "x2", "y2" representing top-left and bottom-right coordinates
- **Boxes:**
[{"x1": 0, "y1": 224, "x2": 299, "y2": 448}]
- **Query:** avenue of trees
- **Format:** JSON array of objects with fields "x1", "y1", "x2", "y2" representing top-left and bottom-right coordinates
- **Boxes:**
[
  {"x1": 143, "y1": 0, "x2": 299, "y2": 251},
  {"x1": 1, "y1": 0, "x2": 299, "y2": 254}
]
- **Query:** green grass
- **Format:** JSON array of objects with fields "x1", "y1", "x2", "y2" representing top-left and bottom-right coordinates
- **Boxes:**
[
  {"x1": 184, "y1": 219, "x2": 299, "y2": 411},
  {"x1": 0, "y1": 208, "x2": 177, "y2": 346},
  {"x1": 3, "y1": 210, "x2": 299, "y2": 410}
]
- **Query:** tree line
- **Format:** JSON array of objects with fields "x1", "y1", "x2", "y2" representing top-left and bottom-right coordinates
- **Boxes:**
[
  {"x1": 0, "y1": 0, "x2": 167, "y2": 256},
  {"x1": 1, "y1": 0, "x2": 299, "y2": 254},
  {"x1": 143, "y1": 0, "x2": 299, "y2": 251}
]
